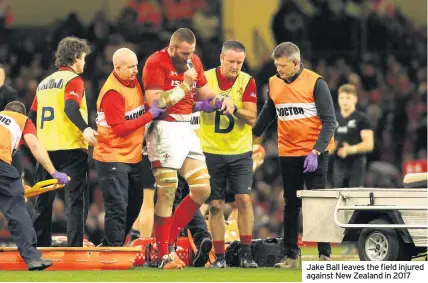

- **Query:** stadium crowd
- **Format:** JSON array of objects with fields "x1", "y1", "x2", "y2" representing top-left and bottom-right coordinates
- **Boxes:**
[{"x1": 0, "y1": 0, "x2": 426, "y2": 244}]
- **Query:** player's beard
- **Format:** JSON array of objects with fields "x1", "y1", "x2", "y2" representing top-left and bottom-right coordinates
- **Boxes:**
[{"x1": 171, "y1": 53, "x2": 187, "y2": 73}]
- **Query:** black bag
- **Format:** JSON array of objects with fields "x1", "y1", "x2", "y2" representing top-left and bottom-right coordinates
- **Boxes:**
[
  {"x1": 225, "y1": 240, "x2": 241, "y2": 267},
  {"x1": 225, "y1": 238, "x2": 285, "y2": 267},
  {"x1": 252, "y1": 238, "x2": 285, "y2": 267}
]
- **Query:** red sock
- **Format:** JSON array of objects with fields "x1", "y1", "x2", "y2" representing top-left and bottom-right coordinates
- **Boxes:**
[
  {"x1": 154, "y1": 214, "x2": 172, "y2": 258},
  {"x1": 240, "y1": 235, "x2": 252, "y2": 246},
  {"x1": 213, "y1": 240, "x2": 225, "y2": 256},
  {"x1": 168, "y1": 195, "x2": 200, "y2": 245}
]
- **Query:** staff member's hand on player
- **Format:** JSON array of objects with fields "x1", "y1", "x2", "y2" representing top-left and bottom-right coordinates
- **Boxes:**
[
  {"x1": 195, "y1": 97, "x2": 216, "y2": 113},
  {"x1": 148, "y1": 100, "x2": 167, "y2": 118},
  {"x1": 83, "y1": 127, "x2": 98, "y2": 146}
]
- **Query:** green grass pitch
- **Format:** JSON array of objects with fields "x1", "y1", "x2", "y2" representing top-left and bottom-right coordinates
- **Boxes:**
[
  {"x1": 0, "y1": 268, "x2": 301, "y2": 282},
  {"x1": 0, "y1": 246, "x2": 351, "y2": 282}
]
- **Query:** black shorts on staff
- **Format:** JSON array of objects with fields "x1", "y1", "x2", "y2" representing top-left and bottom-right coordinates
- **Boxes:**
[{"x1": 205, "y1": 151, "x2": 253, "y2": 201}]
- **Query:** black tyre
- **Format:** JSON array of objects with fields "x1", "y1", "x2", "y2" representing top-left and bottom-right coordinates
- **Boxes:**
[
  {"x1": 357, "y1": 218, "x2": 402, "y2": 261},
  {"x1": 397, "y1": 243, "x2": 413, "y2": 261}
]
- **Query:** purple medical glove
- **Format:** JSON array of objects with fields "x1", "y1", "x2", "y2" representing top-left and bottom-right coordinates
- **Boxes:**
[
  {"x1": 51, "y1": 171, "x2": 70, "y2": 184},
  {"x1": 215, "y1": 97, "x2": 224, "y2": 109},
  {"x1": 195, "y1": 97, "x2": 216, "y2": 113},
  {"x1": 303, "y1": 152, "x2": 318, "y2": 173},
  {"x1": 148, "y1": 100, "x2": 167, "y2": 118}
]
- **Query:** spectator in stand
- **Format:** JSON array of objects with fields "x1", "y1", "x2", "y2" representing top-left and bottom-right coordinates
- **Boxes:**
[
  {"x1": 192, "y1": 2, "x2": 219, "y2": 43},
  {"x1": 128, "y1": 0, "x2": 162, "y2": 29},
  {"x1": 162, "y1": 0, "x2": 194, "y2": 29},
  {"x1": 0, "y1": 64, "x2": 17, "y2": 111}
]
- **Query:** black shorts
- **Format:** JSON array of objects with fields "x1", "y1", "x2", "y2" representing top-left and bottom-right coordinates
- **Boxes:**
[
  {"x1": 205, "y1": 151, "x2": 253, "y2": 201},
  {"x1": 225, "y1": 189, "x2": 235, "y2": 203},
  {"x1": 332, "y1": 156, "x2": 366, "y2": 188},
  {"x1": 141, "y1": 154, "x2": 155, "y2": 189}
]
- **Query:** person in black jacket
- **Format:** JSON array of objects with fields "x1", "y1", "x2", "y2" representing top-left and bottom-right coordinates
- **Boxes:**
[
  {"x1": 332, "y1": 84, "x2": 374, "y2": 188},
  {"x1": 252, "y1": 42, "x2": 337, "y2": 268}
]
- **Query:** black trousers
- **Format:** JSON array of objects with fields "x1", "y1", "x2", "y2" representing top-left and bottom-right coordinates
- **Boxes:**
[
  {"x1": 175, "y1": 176, "x2": 211, "y2": 248},
  {"x1": 0, "y1": 161, "x2": 41, "y2": 263},
  {"x1": 95, "y1": 160, "x2": 144, "y2": 246},
  {"x1": 33, "y1": 150, "x2": 89, "y2": 247},
  {"x1": 11, "y1": 149, "x2": 24, "y2": 175},
  {"x1": 279, "y1": 152, "x2": 331, "y2": 259},
  {"x1": 333, "y1": 156, "x2": 366, "y2": 188}
]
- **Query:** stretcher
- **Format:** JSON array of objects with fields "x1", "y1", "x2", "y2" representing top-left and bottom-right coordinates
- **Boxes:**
[
  {"x1": 0, "y1": 247, "x2": 141, "y2": 270},
  {"x1": 297, "y1": 173, "x2": 428, "y2": 261},
  {"x1": 0, "y1": 236, "x2": 196, "y2": 270},
  {"x1": 1, "y1": 178, "x2": 142, "y2": 271},
  {"x1": 24, "y1": 178, "x2": 70, "y2": 198}
]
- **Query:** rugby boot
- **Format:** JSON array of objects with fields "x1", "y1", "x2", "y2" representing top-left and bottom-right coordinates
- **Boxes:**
[
  {"x1": 192, "y1": 238, "x2": 213, "y2": 267},
  {"x1": 239, "y1": 250, "x2": 258, "y2": 268}
]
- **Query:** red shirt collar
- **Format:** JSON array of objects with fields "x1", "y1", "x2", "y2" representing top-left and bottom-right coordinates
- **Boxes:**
[
  {"x1": 113, "y1": 70, "x2": 136, "y2": 88},
  {"x1": 216, "y1": 67, "x2": 236, "y2": 83},
  {"x1": 59, "y1": 66, "x2": 76, "y2": 72}
]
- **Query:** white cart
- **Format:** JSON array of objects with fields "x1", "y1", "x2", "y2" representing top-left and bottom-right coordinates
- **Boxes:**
[{"x1": 297, "y1": 188, "x2": 427, "y2": 261}]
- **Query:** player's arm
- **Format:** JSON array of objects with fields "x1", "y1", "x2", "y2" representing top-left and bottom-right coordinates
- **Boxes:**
[
  {"x1": 145, "y1": 81, "x2": 192, "y2": 108},
  {"x1": 191, "y1": 57, "x2": 235, "y2": 115},
  {"x1": 196, "y1": 84, "x2": 236, "y2": 115},
  {"x1": 312, "y1": 78, "x2": 337, "y2": 153},
  {"x1": 354, "y1": 129, "x2": 374, "y2": 153},
  {"x1": 143, "y1": 58, "x2": 193, "y2": 108},
  {"x1": 347, "y1": 118, "x2": 374, "y2": 154},
  {"x1": 142, "y1": 59, "x2": 164, "y2": 107},
  {"x1": 234, "y1": 78, "x2": 258, "y2": 126},
  {"x1": 22, "y1": 120, "x2": 55, "y2": 175},
  {"x1": 338, "y1": 129, "x2": 374, "y2": 158}
]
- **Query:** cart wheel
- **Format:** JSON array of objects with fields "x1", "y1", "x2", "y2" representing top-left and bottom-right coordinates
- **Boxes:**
[{"x1": 357, "y1": 218, "x2": 401, "y2": 261}]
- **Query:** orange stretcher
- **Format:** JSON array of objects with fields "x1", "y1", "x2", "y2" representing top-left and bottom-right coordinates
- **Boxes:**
[{"x1": 0, "y1": 247, "x2": 141, "y2": 271}]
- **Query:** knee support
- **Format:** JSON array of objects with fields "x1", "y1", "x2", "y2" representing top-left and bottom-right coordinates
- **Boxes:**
[
  {"x1": 183, "y1": 167, "x2": 210, "y2": 188},
  {"x1": 154, "y1": 168, "x2": 178, "y2": 189}
]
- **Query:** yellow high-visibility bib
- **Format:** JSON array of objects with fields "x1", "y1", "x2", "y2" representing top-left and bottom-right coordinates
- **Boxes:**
[
  {"x1": 36, "y1": 70, "x2": 88, "y2": 150},
  {"x1": 199, "y1": 68, "x2": 252, "y2": 155}
]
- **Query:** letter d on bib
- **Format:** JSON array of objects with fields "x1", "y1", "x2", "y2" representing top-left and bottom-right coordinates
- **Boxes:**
[{"x1": 214, "y1": 111, "x2": 234, "y2": 134}]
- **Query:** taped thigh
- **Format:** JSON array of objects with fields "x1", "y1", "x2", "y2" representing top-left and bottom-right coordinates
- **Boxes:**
[
  {"x1": 183, "y1": 167, "x2": 210, "y2": 188},
  {"x1": 153, "y1": 168, "x2": 178, "y2": 189}
]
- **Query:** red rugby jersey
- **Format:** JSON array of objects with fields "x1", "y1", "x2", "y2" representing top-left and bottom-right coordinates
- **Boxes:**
[{"x1": 142, "y1": 48, "x2": 207, "y2": 121}]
